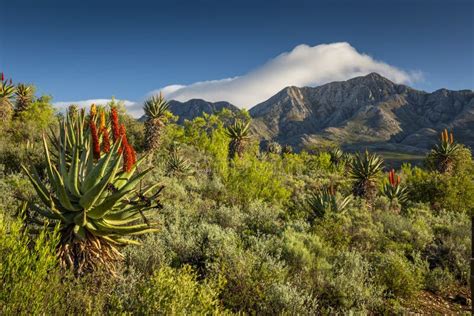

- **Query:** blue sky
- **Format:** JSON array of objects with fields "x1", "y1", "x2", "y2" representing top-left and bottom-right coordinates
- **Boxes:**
[{"x1": 1, "y1": 0, "x2": 473, "y2": 112}]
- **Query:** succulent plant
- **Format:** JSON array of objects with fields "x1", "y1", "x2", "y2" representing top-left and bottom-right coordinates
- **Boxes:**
[
  {"x1": 15, "y1": 83, "x2": 34, "y2": 114},
  {"x1": 267, "y1": 141, "x2": 282, "y2": 155},
  {"x1": 382, "y1": 169, "x2": 408, "y2": 203},
  {"x1": 281, "y1": 144, "x2": 293, "y2": 154},
  {"x1": 0, "y1": 72, "x2": 15, "y2": 121},
  {"x1": 307, "y1": 184, "x2": 352, "y2": 222},
  {"x1": 143, "y1": 93, "x2": 170, "y2": 152},
  {"x1": 349, "y1": 150, "x2": 384, "y2": 202},
  {"x1": 329, "y1": 147, "x2": 344, "y2": 165},
  {"x1": 429, "y1": 129, "x2": 460, "y2": 174},
  {"x1": 166, "y1": 150, "x2": 191, "y2": 176},
  {"x1": 225, "y1": 119, "x2": 250, "y2": 160},
  {"x1": 22, "y1": 106, "x2": 162, "y2": 275}
]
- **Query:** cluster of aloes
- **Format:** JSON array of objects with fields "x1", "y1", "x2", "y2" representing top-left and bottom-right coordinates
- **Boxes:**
[
  {"x1": 307, "y1": 184, "x2": 352, "y2": 222},
  {"x1": 430, "y1": 128, "x2": 460, "y2": 174},
  {"x1": 382, "y1": 169, "x2": 408, "y2": 204},
  {"x1": 23, "y1": 105, "x2": 162, "y2": 275}
]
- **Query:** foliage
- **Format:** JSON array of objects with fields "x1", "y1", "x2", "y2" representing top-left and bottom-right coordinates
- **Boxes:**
[
  {"x1": 307, "y1": 185, "x2": 352, "y2": 222},
  {"x1": 22, "y1": 108, "x2": 161, "y2": 274},
  {"x1": 381, "y1": 169, "x2": 408, "y2": 204},
  {"x1": 426, "y1": 129, "x2": 460, "y2": 174},
  {"x1": 349, "y1": 150, "x2": 384, "y2": 201},
  {"x1": 143, "y1": 93, "x2": 172, "y2": 152},
  {"x1": 225, "y1": 119, "x2": 251, "y2": 160},
  {"x1": 0, "y1": 214, "x2": 62, "y2": 314},
  {"x1": 134, "y1": 265, "x2": 226, "y2": 315},
  {"x1": 0, "y1": 89, "x2": 472, "y2": 314},
  {"x1": 0, "y1": 73, "x2": 15, "y2": 121}
]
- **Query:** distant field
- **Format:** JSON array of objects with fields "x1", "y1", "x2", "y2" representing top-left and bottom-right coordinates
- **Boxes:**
[{"x1": 377, "y1": 151, "x2": 425, "y2": 168}]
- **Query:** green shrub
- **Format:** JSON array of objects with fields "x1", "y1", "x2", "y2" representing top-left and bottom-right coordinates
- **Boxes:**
[
  {"x1": 135, "y1": 265, "x2": 226, "y2": 315},
  {"x1": 225, "y1": 154, "x2": 291, "y2": 206},
  {"x1": 371, "y1": 251, "x2": 426, "y2": 299},
  {"x1": 425, "y1": 210, "x2": 470, "y2": 283},
  {"x1": 0, "y1": 215, "x2": 62, "y2": 314},
  {"x1": 316, "y1": 251, "x2": 384, "y2": 313},
  {"x1": 425, "y1": 267, "x2": 455, "y2": 294}
]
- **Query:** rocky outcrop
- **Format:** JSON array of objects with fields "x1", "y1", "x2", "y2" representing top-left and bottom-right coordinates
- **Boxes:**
[{"x1": 249, "y1": 73, "x2": 474, "y2": 152}]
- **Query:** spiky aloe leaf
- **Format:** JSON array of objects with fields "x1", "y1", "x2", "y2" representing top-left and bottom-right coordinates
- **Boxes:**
[{"x1": 23, "y1": 107, "x2": 163, "y2": 274}]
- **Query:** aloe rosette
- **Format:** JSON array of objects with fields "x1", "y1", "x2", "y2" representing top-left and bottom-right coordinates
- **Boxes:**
[{"x1": 22, "y1": 107, "x2": 162, "y2": 274}]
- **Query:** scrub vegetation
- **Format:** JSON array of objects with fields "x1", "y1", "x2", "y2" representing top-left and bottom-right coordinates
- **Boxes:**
[{"x1": 0, "y1": 73, "x2": 471, "y2": 314}]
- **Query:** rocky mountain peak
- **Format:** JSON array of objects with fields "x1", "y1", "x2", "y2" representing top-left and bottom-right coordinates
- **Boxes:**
[{"x1": 249, "y1": 73, "x2": 474, "y2": 152}]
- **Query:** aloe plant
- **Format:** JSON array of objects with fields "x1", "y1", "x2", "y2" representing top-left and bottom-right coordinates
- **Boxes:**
[
  {"x1": 382, "y1": 169, "x2": 408, "y2": 203},
  {"x1": 349, "y1": 150, "x2": 384, "y2": 202},
  {"x1": 22, "y1": 107, "x2": 162, "y2": 274},
  {"x1": 329, "y1": 147, "x2": 344, "y2": 165},
  {"x1": 429, "y1": 128, "x2": 460, "y2": 174},
  {"x1": 307, "y1": 185, "x2": 352, "y2": 222},
  {"x1": 0, "y1": 72, "x2": 15, "y2": 121},
  {"x1": 166, "y1": 151, "x2": 191, "y2": 176},
  {"x1": 225, "y1": 119, "x2": 250, "y2": 160}
]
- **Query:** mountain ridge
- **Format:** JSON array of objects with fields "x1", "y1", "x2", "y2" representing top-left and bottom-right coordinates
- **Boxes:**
[{"x1": 248, "y1": 73, "x2": 474, "y2": 152}]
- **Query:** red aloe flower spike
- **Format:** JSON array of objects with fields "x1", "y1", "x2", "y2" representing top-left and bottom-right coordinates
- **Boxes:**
[
  {"x1": 120, "y1": 124, "x2": 134, "y2": 172},
  {"x1": 1, "y1": 72, "x2": 3, "y2": 81},
  {"x1": 90, "y1": 120, "x2": 101, "y2": 160},
  {"x1": 110, "y1": 107, "x2": 121, "y2": 143},
  {"x1": 449, "y1": 132, "x2": 454, "y2": 144},
  {"x1": 388, "y1": 169, "x2": 394, "y2": 186},
  {"x1": 102, "y1": 128, "x2": 111, "y2": 153},
  {"x1": 397, "y1": 175, "x2": 401, "y2": 186},
  {"x1": 118, "y1": 124, "x2": 126, "y2": 154},
  {"x1": 123, "y1": 144, "x2": 135, "y2": 172}
]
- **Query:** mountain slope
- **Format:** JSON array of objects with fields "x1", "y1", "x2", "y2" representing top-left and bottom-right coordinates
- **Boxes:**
[
  {"x1": 249, "y1": 73, "x2": 474, "y2": 152},
  {"x1": 140, "y1": 99, "x2": 239, "y2": 123}
]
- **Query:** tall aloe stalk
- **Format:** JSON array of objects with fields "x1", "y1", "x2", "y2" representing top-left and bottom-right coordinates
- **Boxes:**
[{"x1": 22, "y1": 107, "x2": 162, "y2": 275}]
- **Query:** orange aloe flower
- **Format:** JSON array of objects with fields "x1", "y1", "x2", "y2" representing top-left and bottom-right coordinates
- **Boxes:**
[
  {"x1": 90, "y1": 119, "x2": 101, "y2": 160},
  {"x1": 111, "y1": 107, "x2": 121, "y2": 143},
  {"x1": 90, "y1": 104, "x2": 97, "y2": 118},
  {"x1": 99, "y1": 110, "x2": 106, "y2": 131},
  {"x1": 102, "y1": 128, "x2": 111, "y2": 153},
  {"x1": 120, "y1": 124, "x2": 136, "y2": 172}
]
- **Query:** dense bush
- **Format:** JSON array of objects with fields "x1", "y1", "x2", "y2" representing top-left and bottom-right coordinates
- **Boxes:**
[{"x1": 0, "y1": 100, "x2": 471, "y2": 314}]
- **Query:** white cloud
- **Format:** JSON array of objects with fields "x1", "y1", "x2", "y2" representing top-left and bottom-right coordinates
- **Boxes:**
[
  {"x1": 156, "y1": 42, "x2": 422, "y2": 108},
  {"x1": 53, "y1": 99, "x2": 140, "y2": 116},
  {"x1": 54, "y1": 42, "x2": 422, "y2": 117}
]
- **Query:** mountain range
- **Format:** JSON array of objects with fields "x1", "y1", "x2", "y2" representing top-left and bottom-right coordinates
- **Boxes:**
[{"x1": 163, "y1": 73, "x2": 474, "y2": 153}]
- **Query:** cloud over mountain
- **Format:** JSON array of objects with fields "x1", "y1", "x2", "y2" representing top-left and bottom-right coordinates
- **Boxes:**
[
  {"x1": 156, "y1": 42, "x2": 422, "y2": 108},
  {"x1": 54, "y1": 42, "x2": 421, "y2": 116}
]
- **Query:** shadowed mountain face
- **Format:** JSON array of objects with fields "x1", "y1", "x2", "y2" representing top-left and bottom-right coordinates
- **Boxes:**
[
  {"x1": 249, "y1": 73, "x2": 474, "y2": 153},
  {"x1": 168, "y1": 99, "x2": 239, "y2": 124},
  {"x1": 139, "y1": 99, "x2": 239, "y2": 123}
]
